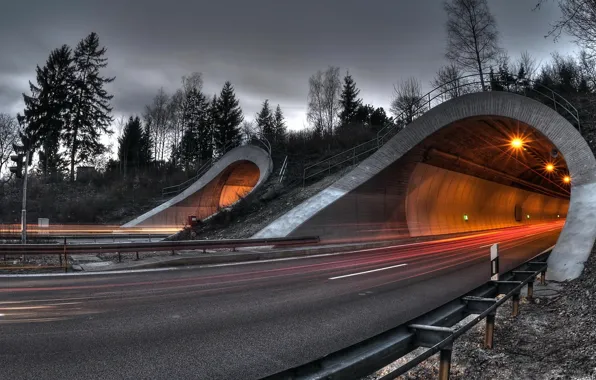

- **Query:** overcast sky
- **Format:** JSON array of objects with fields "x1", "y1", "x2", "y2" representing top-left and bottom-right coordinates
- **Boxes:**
[{"x1": 0, "y1": 0, "x2": 578, "y2": 132}]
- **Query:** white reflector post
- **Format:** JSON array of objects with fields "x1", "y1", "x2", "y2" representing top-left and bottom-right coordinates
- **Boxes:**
[{"x1": 490, "y1": 243, "x2": 499, "y2": 281}]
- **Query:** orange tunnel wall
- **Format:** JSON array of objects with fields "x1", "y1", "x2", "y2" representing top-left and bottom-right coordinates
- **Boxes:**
[
  {"x1": 137, "y1": 161, "x2": 260, "y2": 227},
  {"x1": 406, "y1": 163, "x2": 569, "y2": 236}
]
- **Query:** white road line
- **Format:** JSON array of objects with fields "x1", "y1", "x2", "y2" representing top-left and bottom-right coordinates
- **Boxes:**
[
  {"x1": 478, "y1": 243, "x2": 498, "y2": 248},
  {"x1": 329, "y1": 263, "x2": 407, "y2": 280}
]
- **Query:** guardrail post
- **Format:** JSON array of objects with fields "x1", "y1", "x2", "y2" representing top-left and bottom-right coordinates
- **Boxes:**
[
  {"x1": 511, "y1": 293, "x2": 520, "y2": 317},
  {"x1": 438, "y1": 348, "x2": 452, "y2": 380},
  {"x1": 540, "y1": 269, "x2": 547, "y2": 286},
  {"x1": 118, "y1": 252, "x2": 122, "y2": 263},
  {"x1": 485, "y1": 314, "x2": 495, "y2": 349},
  {"x1": 63, "y1": 237, "x2": 67, "y2": 273},
  {"x1": 136, "y1": 251, "x2": 139, "y2": 261},
  {"x1": 527, "y1": 280, "x2": 534, "y2": 301}
]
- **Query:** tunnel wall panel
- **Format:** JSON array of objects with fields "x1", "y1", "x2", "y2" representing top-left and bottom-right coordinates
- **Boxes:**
[{"x1": 405, "y1": 164, "x2": 569, "y2": 236}]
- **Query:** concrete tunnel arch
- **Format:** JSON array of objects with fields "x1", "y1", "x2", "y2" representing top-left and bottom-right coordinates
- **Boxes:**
[
  {"x1": 122, "y1": 145, "x2": 273, "y2": 228},
  {"x1": 254, "y1": 91, "x2": 596, "y2": 281}
]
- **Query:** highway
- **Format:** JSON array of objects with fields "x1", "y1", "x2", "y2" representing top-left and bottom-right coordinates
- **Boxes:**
[{"x1": 0, "y1": 221, "x2": 562, "y2": 380}]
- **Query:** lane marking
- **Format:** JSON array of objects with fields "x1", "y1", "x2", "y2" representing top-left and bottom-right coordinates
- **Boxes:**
[
  {"x1": 478, "y1": 243, "x2": 499, "y2": 248},
  {"x1": 329, "y1": 263, "x2": 407, "y2": 280}
]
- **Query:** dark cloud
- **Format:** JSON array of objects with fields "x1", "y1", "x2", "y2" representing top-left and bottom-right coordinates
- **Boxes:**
[{"x1": 0, "y1": 0, "x2": 576, "y2": 129}]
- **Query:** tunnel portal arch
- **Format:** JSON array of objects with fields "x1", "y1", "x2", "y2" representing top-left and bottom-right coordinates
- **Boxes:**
[
  {"x1": 122, "y1": 145, "x2": 272, "y2": 229},
  {"x1": 254, "y1": 91, "x2": 596, "y2": 281}
]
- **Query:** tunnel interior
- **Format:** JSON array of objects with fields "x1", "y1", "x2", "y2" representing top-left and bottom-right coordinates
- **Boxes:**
[
  {"x1": 138, "y1": 160, "x2": 261, "y2": 227},
  {"x1": 289, "y1": 116, "x2": 571, "y2": 241}
]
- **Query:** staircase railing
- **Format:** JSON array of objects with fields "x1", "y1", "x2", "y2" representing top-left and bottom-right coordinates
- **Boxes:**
[{"x1": 302, "y1": 73, "x2": 581, "y2": 186}]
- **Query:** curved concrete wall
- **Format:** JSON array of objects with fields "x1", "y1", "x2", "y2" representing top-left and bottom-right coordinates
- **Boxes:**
[
  {"x1": 122, "y1": 145, "x2": 273, "y2": 228},
  {"x1": 254, "y1": 92, "x2": 596, "y2": 280},
  {"x1": 406, "y1": 163, "x2": 568, "y2": 236}
]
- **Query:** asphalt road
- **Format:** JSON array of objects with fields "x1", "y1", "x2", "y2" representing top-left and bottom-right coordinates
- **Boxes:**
[{"x1": 0, "y1": 221, "x2": 562, "y2": 380}]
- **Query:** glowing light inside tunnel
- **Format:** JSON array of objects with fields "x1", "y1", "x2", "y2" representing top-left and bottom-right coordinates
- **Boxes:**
[
  {"x1": 510, "y1": 137, "x2": 524, "y2": 149},
  {"x1": 563, "y1": 176, "x2": 571, "y2": 184},
  {"x1": 463, "y1": 214, "x2": 469, "y2": 221},
  {"x1": 546, "y1": 163, "x2": 555, "y2": 172}
]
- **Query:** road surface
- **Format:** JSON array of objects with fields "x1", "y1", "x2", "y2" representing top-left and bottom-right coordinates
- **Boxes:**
[{"x1": 0, "y1": 221, "x2": 562, "y2": 380}]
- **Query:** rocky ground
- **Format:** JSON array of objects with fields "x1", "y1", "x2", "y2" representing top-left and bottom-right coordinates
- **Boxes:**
[{"x1": 367, "y1": 246, "x2": 596, "y2": 380}]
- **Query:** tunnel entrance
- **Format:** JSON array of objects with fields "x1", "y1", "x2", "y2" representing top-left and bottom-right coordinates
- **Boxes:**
[
  {"x1": 187, "y1": 160, "x2": 260, "y2": 220},
  {"x1": 403, "y1": 116, "x2": 570, "y2": 236},
  {"x1": 286, "y1": 115, "x2": 571, "y2": 240},
  {"x1": 256, "y1": 91, "x2": 596, "y2": 280}
]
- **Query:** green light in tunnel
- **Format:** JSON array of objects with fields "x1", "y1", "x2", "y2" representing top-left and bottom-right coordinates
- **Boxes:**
[{"x1": 463, "y1": 214, "x2": 469, "y2": 221}]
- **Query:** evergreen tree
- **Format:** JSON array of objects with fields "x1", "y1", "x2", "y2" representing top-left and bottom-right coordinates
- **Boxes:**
[
  {"x1": 339, "y1": 72, "x2": 362, "y2": 126},
  {"x1": 256, "y1": 100, "x2": 274, "y2": 143},
  {"x1": 273, "y1": 104, "x2": 287, "y2": 143},
  {"x1": 178, "y1": 88, "x2": 211, "y2": 169},
  {"x1": 214, "y1": 81, "x2": 243, "y2": 155},
  {"x1": 64, "y1": 32, "x2": 115, "y2": 182},
  {"x1": 117, "y1": 116, "x2": 146, "y2": 176},
  {"x1": 20, "y1": 45, "x2": 74, "y2": 180},
  {"x1": 489, "y1": 67, "x2": 503, "y2": 91}
]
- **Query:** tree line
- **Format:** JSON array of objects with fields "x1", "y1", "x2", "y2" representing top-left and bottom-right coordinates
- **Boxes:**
[{"x1": 4, "y1": 0, "x2": 596, "y2": 185}]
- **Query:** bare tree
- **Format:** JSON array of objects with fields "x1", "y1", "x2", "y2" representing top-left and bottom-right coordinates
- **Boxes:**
[
  {"x1": 515, "y1": 51, "x2": 539, "y2": 80},
  {"x1": 431, "y1": 64, "x2": 472, "y2": 101},
  {"x1": 307, "y1": 66, "x2": 341, "y2": 136},
  {"x1": 444, "y1": 0, "x2": 501, "y2": 90},
  {"x1": 539, "y1": 0, "x2": 596, "y2": 56},
  {"x1": 182, "y1": 72, "x2": 203, "y2": 94},
  {"x1": 307, "y1": 70, "x2": 325, "y2": 135},
  {"x1": 0, "y1": 113, "x2": 19, "y2": 178},
  {"x1": 390, "y1": 78, "x2": 426, "y2": 125},
  {"x1": 241, "y1": 120, "x2": 256, "y2": 144},
  {"x1": 144, "y1": 88, "x2": 171, "y2": 162},
  {"x1": 579, "y1": 50, "x2": 596, "y2": 90}
]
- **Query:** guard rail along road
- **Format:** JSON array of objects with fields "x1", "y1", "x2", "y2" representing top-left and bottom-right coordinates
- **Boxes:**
[{"x1": 263, "y1": 247, "x2": 551, "y2": 380}]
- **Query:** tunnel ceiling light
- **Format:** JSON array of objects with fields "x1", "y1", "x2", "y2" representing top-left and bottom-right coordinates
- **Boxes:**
[
  {"x1": 511, "y1": 138, "x2": 524, "y2": 149},
  {"x1": 545, "y1": 163, "x2": 555, "y2": 172},
  {"x1": 563, "y1": 175, "x2": 571, "y2": 184}
]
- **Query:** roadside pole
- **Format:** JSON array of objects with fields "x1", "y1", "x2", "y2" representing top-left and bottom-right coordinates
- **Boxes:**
[
  {"x1": 20, "y1": 150, "x2": 30, "y2": 244},
  {"x1": 490, "y1": 243, "x2": 499, "y2": 281}
]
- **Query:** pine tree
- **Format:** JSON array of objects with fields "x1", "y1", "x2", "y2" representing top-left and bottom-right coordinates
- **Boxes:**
[
  {"x1": 339, "y1": 72, "x2": 362, "y2": 126},
  {"x1": 214, "y1": 81, "x2": 243, "y2": 155},
  {"x1": 64, "y1": 32, "x2": 115, "y2": 182},
  {"x1": 273, "y1": 104, "x2": 287, "y2": 143},
  {"x1": 178, "y1": 87, "x2": 211, "y2": 169},
  {"x1": 256, "y1": 100, "x2": 274, "y2": 143},
  {"x1": 118, "y1": 116, "x2": 145, "y2": 176},
  {"x1": 20, "y1": 45, "x2": 74, "y2": 180}
]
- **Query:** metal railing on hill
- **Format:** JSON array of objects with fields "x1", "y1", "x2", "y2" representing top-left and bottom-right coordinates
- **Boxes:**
[{"x1": 302, "y1": 74, "x2": 582, "y2": 185}]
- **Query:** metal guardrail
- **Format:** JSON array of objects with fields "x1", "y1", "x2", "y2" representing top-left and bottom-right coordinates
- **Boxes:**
[
  {"x1": 263, "y1": 248, "x2": 551, "y2": 380},
  {"x1": 0, "y1": 233, "x2": 171, "y2": 241},
  {"x1": 303, "y1": 73, "x2": 582, "y2": 185},
  {"x1": 0, "y1": 235, "x2": 320, "y2": 271}
]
